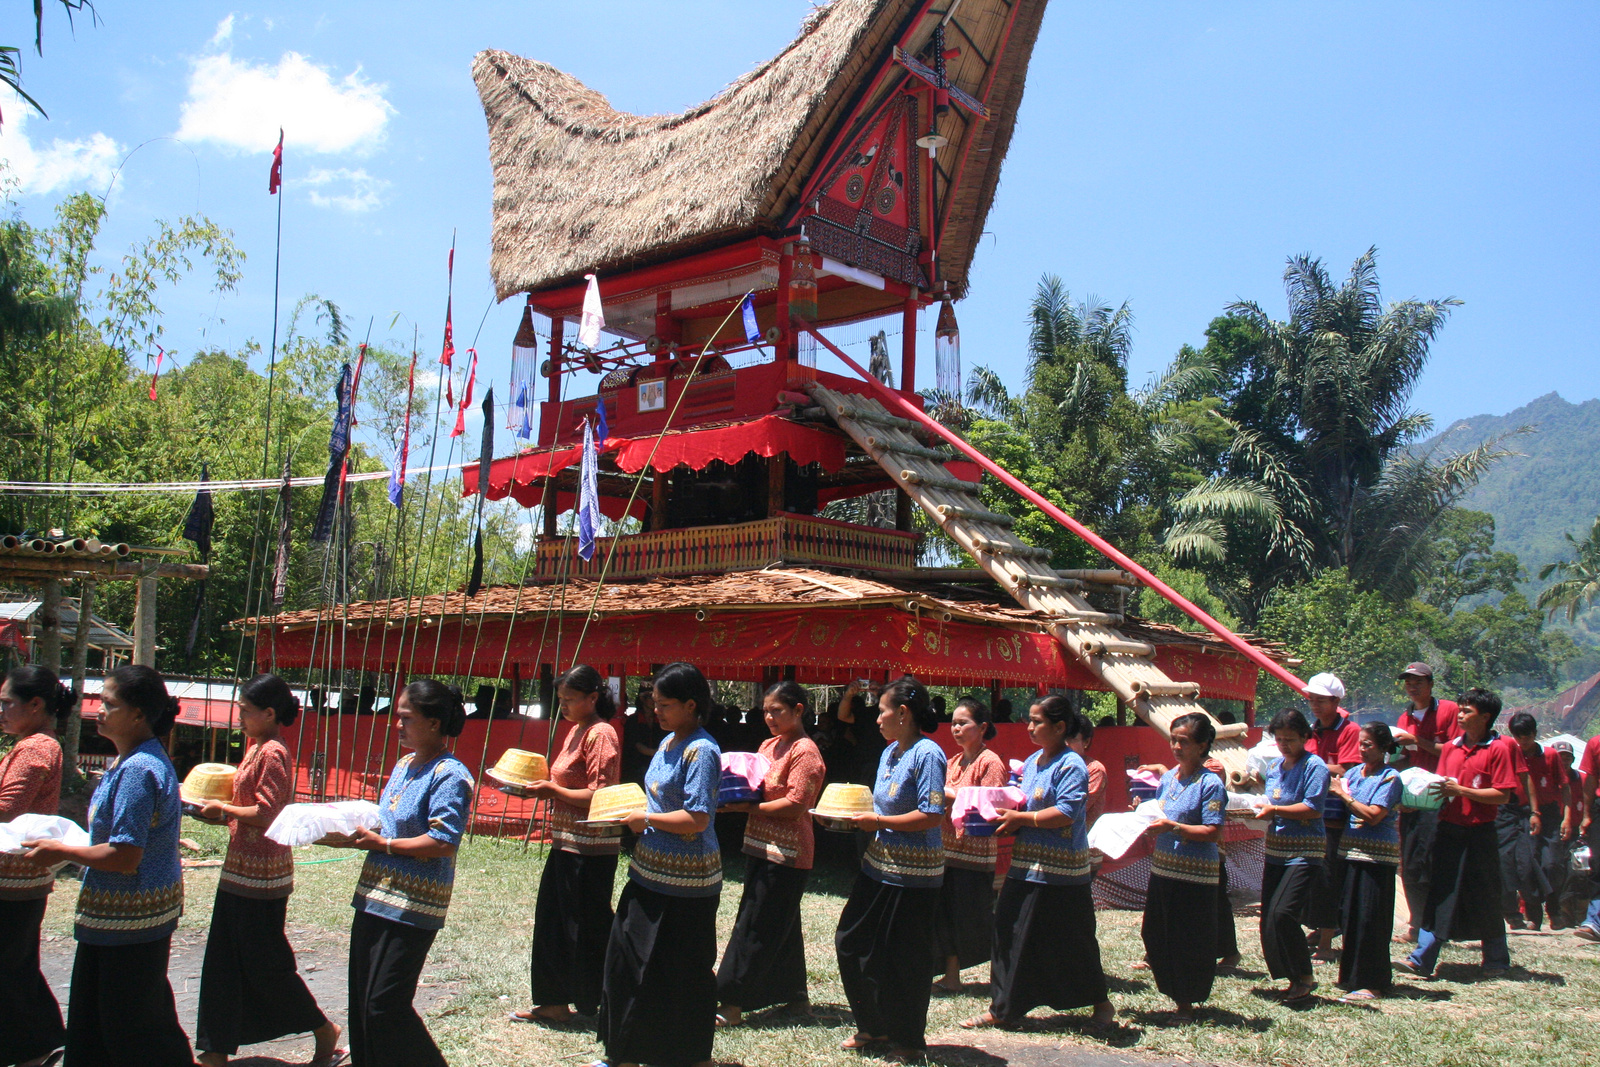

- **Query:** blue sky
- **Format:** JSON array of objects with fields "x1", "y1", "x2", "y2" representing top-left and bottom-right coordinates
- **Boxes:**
[{"x1": 4, "y1": 1, "x2": 1597, "y2": 436}]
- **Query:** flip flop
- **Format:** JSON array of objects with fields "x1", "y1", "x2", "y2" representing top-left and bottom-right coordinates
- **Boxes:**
[
  {"x1": 959, "y1": 1013, "x2": 998, "y2": 1030},
  {"x1": 715, "y1": 1012, "x2": 743, "y2": 1028},
  {"x1": 1338, "y1": 990, "x2": 1378, "y2": 1003},
  {"x1": 310, "y1": 1051, "x2": 348, "y2": 1067}
]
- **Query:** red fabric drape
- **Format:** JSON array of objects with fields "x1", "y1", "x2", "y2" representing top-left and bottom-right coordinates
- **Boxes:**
[{"x1": 612, "y1": 415, "x2": 848, "y2": 474}]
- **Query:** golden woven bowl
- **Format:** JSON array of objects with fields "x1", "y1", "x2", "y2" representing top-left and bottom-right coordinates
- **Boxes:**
[
  {"x1": 486, "y1": 748, "x2": 549, "y2": 788},
  {"x1": 180, "y1": 763, "x2": 237, "y2": 805},
  {"x1": 812, "y1": 783, "x2": 873, "y2": 818},
  {"x1": 585, "y1": 782, "x2": 648, "y2": 824}
]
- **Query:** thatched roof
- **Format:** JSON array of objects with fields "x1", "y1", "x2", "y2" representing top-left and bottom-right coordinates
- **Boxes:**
[{"x1": 475, "y1": 0, "x2": 1048, "y2": 301}]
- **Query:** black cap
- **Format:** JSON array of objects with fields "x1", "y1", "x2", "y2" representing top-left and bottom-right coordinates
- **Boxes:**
[{"x1": 1398, "y1": 662, "x2": 1434, "y2": 679}]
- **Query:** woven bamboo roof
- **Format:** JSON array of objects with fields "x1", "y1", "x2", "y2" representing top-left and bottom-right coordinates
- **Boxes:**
[
  {"x1": 474, "y1": 0, "x2": 1049, "y2": 300},
  {"x1": 239, "y1": 568, "x2": 1288, "y2": 662}
]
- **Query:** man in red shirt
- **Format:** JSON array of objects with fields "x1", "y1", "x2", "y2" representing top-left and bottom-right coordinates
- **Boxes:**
[
  {"x1": 1302, "y1": 673, "x2": 1360, "y2": 959},
  {"x1": 1500, "y1": 713, "x2": 1571, "y2": 929},
  {"x1": 1577, "y1": 733, "x2": 1600, "y2": 940},
  {"x1": 1390, "y1": 663, "x2": 1459, "y2": 940},
  {"x1": 1401, "y1": 688, "x2": 1518, "y2": 978}
]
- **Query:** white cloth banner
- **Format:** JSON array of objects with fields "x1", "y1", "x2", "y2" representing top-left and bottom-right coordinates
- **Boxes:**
[
  {"x1": 578, "y1": 273, "x2": 605, "y2": 348},
  {"x1": 1086, "y1": 800, "x2": 1164, "y2": 860}
]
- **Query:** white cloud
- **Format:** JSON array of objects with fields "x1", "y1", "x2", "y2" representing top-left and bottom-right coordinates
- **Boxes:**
[
  {"x1": 176, "y1": 50, "x2": 393, "y2": 155},
  {"x1": 209, "y1": 15, "x2": 234, "y2": 48},
  {"x1": 0, "y1": 91, "x2": 123, "y2": 196},
  {"x1": 304, "y1": 166, "x2": 389, "y2": 212}
]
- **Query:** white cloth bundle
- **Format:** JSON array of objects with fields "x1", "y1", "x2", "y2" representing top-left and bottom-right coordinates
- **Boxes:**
[
  {"x1": 1086, "y1": 800, "x2": 1164, "y2": 860},
  {"x1": 266, "y1": 801, "x2": 382, "y2": 847},
  {"x1": 0, "y1": 813, "x2": 90, "y2": 854},
  {"x1": 1246, "y1": 735, "x2": 1281, "y2": 781}
]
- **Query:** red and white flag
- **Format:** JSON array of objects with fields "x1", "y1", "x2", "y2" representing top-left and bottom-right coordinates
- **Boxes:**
[
  {"x1": 451, "y1": 348, "x2": 478, "y2": 437},
  {"x1": 148, "y1": 345, "x2": 165, "y2": 400},
  {"x1": 440, "y1": 246, "x2": 456, "y2": 405}
]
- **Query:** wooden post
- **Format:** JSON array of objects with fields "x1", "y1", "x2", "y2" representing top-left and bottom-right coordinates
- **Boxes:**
[
  {"x1": 650, "y1": 467, "x2": 669, "y2": 531},
  {"x1": 767, "y1": 454, "x2": 787, "y2": 518},
  {"x1": 134, "y1": 576, "x2": 157, "y2": 666},
  {"x1": 776, "y1": 243, "x2": 795, "y2": 363},
  {"x1": 62, "y1": 579, "x2": 93, "y2": 787},
  {"x1": 900, "y1": 289, "x2": 919, "y2": 394},
  {"x1": 38, "y1": 579, "x2": 62, "y2": 669},
  {"x1": 894, "y1": 489, "x2": 913, "y2": 532},
  {"x1": 538, "y1": 663, "x2": 554, "y2": 721}
]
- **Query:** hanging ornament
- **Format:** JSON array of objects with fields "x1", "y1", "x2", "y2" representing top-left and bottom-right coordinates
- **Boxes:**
[
  {"x1": 578, "y1": 272, "x2": 605, "y2": 349},
  {"x1": 789, "y1": 238, "x2": 819, "y2": 323},
  {"x1": 935, "y1": 298, "x2": 961, "y2": 396},
  {"x1": 510, "y1": 297, "x2": 539, "y2": 437}
]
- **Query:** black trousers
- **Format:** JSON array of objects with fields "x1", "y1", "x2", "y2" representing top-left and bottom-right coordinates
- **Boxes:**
[
  {"x1": 989, "y1": 879, "x2": 1107, "y2": 1023},
  {"x1": 348, "y1": 909, "x2": 445, "y2": 1067},
  {"x1": 716, "y1": 856, "x2": 809, "y2": 1012},
  {"x1": 932, "y1": 865, "x2": 996, "y2": 973},
  {"x1": 196, "y1": 890, "x2": 327, "y2": 1054},
  {"x1": 530, "y1": 849, "x2": 617, "y2": 1015},
  {"x1": 1339, "y1": 860, "x2": 1396, "y2": 992},
  {"x1": 0, "y1": 897, "x2": 65, "y2": 1064},
  {"x1": 1141, "y1": 874, "x2": 1216, "y2": 1006},
  {"x1": 600, "y1": 882, "x2": 719, "y2": 1067},
  {"x1": 1308, "y1": 826, "x2": 1346, "y2": 930},
  {"x1": 65, "y1": 936, "x2": 193, "y2": 1067},
  {"x1": 835, "y1": 874, "x2": 938, "y2": 1049},
  {"x1": 1422, "y1": 821, "x2": 1504, "y2": 944},
  {"x1": 1527, "y1": 803, "x2": 1571, "y2": 924},
  {"x1": 1399, "y1": 807, "x2": 1440, "y2": 925},
  {"x1": 1260, "y1": 863, "x2": 1315, "y2": 981}
]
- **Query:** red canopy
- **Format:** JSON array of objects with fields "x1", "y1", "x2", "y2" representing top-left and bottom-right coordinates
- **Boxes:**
[{"x1": 462, "y1": 416, "x2": 850, "y2": 508}]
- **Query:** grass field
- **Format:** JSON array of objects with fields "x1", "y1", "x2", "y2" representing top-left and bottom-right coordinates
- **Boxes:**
[{"x1": 43, "y1": 823, "x2": 1600, "y2": 1067}]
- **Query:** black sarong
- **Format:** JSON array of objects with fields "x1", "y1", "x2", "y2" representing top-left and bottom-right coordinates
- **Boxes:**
[
  {"x1": 1422, "y1": 821, "x2": 1504, "y2": 944},
  {"x1": 1260, "y1": 862, "x2": 1315, "y2": 981},
  {"x1": 0, "y1": 897, "x2": 65, "y2": 1064},
  {"x1": 65, "y1": 936, "x2": 194, "y2": 1067},
  {"x1": 348, "y1": 909, "x2": 445, "y2": 1067},
  {"x1": 1308, "y1": 826, "x2": 1346, "y2": 930},
  {"x1": 933, "y1": 865, "x2": 996, "y2": 973},
  {"x1": 1339, "y1": 860, "x2": 1396, "y2": 991},
  {"x1": 197, "y1": 889, "x2": 327, "y2": 1054},
  {"x1": 531, "y1": 848, "x2": 618, "y2": 1015},
  {"x1": 1529, "y1": 802, "x2": 1570, "y2": 924},
  {"x1": 1496, "y1": 800, "x2": 1548, "y2": 922},
  {"x1": 835, "y1": 873, "x2": 938, "y2": 1049},
  {"x1": 1216, "y1": 853, "x2": 1239, "y2": 961},
  {"x1": 1141, "y1": 874, "x2": 1217, "y2": 1006},
  {"x1": 716, "y1": 856, "x2": 809, "y2": 1012},
  {"x1": 600, "y1": 881, "x2": 718, "y2": 1067},
  {"x1": 989, "y1": 879, "x2": 1107, "y2": 1023},
  {"x1": 1399, "y1": 806, "x2": 1440, "y2": 922}
]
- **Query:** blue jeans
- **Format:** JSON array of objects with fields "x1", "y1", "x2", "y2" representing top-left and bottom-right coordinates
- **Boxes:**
[
  {"x1": 1408, "y1": 927, "x2": 1510, "y2": 974},
  {"x1": 1585, "y1": 895, "x2": 1600, "y2": 934}
]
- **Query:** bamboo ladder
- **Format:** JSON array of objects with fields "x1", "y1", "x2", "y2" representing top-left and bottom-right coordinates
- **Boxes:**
[{"x1": 806, "y1": 382, "x2": 1253, "y2": 784}]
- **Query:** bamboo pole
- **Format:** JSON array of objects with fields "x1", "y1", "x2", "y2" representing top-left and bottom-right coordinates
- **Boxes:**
[{"x1": 63, "y1": 580, "x2": 94, "y2": 788}]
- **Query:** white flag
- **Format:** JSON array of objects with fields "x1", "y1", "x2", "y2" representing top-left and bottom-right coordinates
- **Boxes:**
[
  {"x1": 577, "y1": 415, "x2": 600, "y2": 561},
  {"x1": 578, "y1": 272, "x2": 605, "y2": 349}
]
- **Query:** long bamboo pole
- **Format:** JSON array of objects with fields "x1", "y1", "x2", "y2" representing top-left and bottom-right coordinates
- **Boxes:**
[{"x1": 794, "y1": 318, "x2": 1307, "y2": 694}]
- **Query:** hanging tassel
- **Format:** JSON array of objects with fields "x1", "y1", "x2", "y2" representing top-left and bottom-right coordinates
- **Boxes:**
[
  {"x1": 935, "y1": 298, "x2": 961, "y2": 396},
  {"x1": 510, "y1": 298, "x2": 538, "y2": 435}
]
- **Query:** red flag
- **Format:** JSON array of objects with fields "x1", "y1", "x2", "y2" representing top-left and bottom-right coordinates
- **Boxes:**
[
  {"x1": 268, "y1": 130, "x2": 283, "y2": 194},
  {"x1": 148, "y1": 345, "x2": 165, "y2": 400},
  {"x1": 440, "y1": 244, "x2": 456, "y2": 404},
  {"x1": 451, "y1": 349, "x2": 478, "y2": 437}
]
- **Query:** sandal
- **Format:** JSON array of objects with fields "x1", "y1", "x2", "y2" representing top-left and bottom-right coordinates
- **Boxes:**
[
  {"x1": 1283, "y1": 982, "x2": 1319, "y2": 1004},
  {"x1": 1338, "y1": 989, "x2": 1378, "y2": 1003},
  {"x1": 840, "y1": 1034, "x2": 886, "y2": 1050},
  {"x1": 1129, "y1": 960, "x2": 1151, "y2": 971},
  {"x1": 959, "y1": 1012, "x2": 999, "y2": 1030},
  {"x1": 715, "y1": 1012, "x2": 743, "y2": 1028}
]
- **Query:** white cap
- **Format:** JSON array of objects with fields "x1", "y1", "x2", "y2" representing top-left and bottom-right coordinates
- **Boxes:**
[{"x1": 1302, "y1": 673, "x2": 1346, "y2": 700}]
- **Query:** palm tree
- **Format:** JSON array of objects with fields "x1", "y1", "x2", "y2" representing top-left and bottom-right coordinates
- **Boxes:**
[
  {"x1": 1537, "y1": 517, "x2": 1600, "y2": 622},
  {"x1": 1163, "y1": 248, "x2": 1513, "y2": 611}
]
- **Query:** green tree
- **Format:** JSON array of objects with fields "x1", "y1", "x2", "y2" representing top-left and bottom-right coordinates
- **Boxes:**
[
  {"x1": 1164, "y1": 249, "x2": 1514, "y2": 618},
  {"x1": 1538, "y1": 516, "x2": 1600, "y2": 622}
]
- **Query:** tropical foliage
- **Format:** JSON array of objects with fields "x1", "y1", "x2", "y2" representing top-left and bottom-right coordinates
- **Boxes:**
[{"x1": 1538, "y1": 516, "x2": 1600, "y2": 622}]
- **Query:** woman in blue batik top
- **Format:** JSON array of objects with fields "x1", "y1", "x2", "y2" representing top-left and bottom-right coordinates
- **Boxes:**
[
  {"x1": 833, "y1": 674, "x2": 947, "y2": 1058},
  {"x1": 1256, "y1": 708, "x2": 1329, "y2": 1003},
  {"x1": 599, "y1": 662, "x2": 722, "y2": 1067},
  {"x1": 329, "y1": 679, "x2": 473, "y2": 1067},
  {"x1": 25, "y1": 665, "x2": 192, "y2": 1067},
  {"x1": 1139, "y1": 712, "x2": 1226, "y2": 1023},
  {"x1": 963, "y1": 696, "x2": 1115, "y2": 1031},
  {"x1": 1328, "y1": 721, "x2": 1404, "y2": 1001}
]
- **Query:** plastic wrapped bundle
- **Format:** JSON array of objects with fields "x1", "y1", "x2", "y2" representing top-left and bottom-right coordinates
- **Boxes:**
[
  {"x1": 952, "y1": 785, "x2": 1025, "y2": 837},
  {"x1": 719, "y1": 751, "x2": 771, "y2": 805},
  {"x1": 0, "y1": 813, "x2": 91, "y2": 853},
  {"x1": 265, "y1": 800, "x2": 382, "y2": 847},
  {"x1": 1398, "y1": 767, "x2": 1447, "y2": 811},
  {"x1": 1126, "y1": 768, "x2": 1162, "y2": 803},
  {"x1": 1246, "y1": 734, "x2": 1281, "y2": 782}
]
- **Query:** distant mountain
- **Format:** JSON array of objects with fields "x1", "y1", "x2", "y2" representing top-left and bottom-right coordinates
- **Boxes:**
[{"x1": 1422, "y1": 392, "x2": 1600, "y2": 572}]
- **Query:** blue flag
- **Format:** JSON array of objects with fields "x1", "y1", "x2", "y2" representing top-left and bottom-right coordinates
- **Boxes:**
[
  {"x1": 595, "y1": 395, "x2": 609, "y2": 444},
  {"x1": 577, "y1": 415, "x2": 600, "y2": 562},
  {"x1": 741, "y1": 294, "x2": 761, "y2": 344}
]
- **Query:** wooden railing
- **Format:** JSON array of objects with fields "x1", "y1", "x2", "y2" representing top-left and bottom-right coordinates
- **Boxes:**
[{"x1": 534, "y1": 513, "x2": 920, "y2": 579}]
